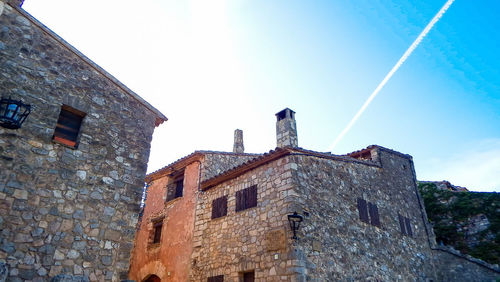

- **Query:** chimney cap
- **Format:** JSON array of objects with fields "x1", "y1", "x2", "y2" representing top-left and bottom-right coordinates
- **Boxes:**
[{"x1": 275, "y1": 108, "x2": 295, "y2": 121}]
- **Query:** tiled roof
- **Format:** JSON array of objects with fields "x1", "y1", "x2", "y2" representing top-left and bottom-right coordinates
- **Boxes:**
[
  {"x1": 200, "y1": 146, "x2": 382, "y2": 190},
  {"x1": 145, "y1": 150, "x2": 261, "y2": 182}
]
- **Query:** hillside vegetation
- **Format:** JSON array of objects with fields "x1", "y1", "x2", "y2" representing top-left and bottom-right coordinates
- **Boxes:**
[{"x1": 418, "y1": 182, "x2": 500, "y2": 265}]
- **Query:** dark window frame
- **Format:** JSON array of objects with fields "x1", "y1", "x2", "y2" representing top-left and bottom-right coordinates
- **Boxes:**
[
  {"x1": 166, "y1": 170, "x2": 185, "y2": 202},
  {"x1": 152, "y1": 220, "x2": 163, "y2": 244},
  {"x1": 175, "y1": 178, "x2": 184, "y2": 198},
  {"x1": 236, "y1": 185, "x2": 257, "y2": 212},
  {"x1": 52, "y1": 105, "x2": 86, "y2": 149}
]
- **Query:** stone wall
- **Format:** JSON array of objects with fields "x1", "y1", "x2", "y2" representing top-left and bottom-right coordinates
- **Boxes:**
[
  {"x1": 190, "y1": 156, "x2": 298, "y2": 281},
  {"x1": 201, "y1": 152, "x2": 258, "y2": 182},
  {"x1": 432, "y1": 248, "x2": 499, "y2": 281},
  {"x1": 0, "y1": 4, "x2": 160, "y2": 281},
  {"x1": 289, "y1": 148, "x2": 436, "y2": 281}
]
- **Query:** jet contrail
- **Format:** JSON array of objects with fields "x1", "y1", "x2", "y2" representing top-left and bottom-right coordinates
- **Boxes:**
[{"x1": 328, "y1": 0, "x2": 455, "y2": 151}]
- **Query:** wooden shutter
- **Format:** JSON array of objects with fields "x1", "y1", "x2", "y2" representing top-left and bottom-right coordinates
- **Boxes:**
[
  {"x1": 211, "y1": 198, "x2": 219, "y2": 219},
  {"x1": 398, "y1": 214, "x2": 407, "y2": 235},
  {"x1": 220, "y1": 196, "x2": 227, "y2": 217},
  {"x1": 368, "y1": 202, "x2": 380, "y2": 227},
  {"x1": 247, "y1": 185, "x2": 257, "y2": 209},
  {"x1": 236, "y1": 186, "x2": 257, "y2": 212},
  {"x1": 236, "y1": 190, "x2": 243, "y2": 212},
  {"x1": 207, "y1": 275, "x2": 224, "y2": 282},
  {"x1": 212, "y1": 196, "x2": 227, "y2": 219},
  {"x1": 357, "y1": 198, "x2": 369, "y2": 223},
  {"x1": 405, "y1": 217, "x2": 413, "y2": 236}
]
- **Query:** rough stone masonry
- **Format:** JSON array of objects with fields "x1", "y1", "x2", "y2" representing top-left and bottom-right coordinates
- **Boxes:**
[{"x1": 0, "y1": 1, "x2": 166, "y2": 281}]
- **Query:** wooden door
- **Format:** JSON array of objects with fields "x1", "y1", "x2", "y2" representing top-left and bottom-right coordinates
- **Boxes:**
[{"x1": 243, "y1": 271, "x2": 254, "y2": 282}]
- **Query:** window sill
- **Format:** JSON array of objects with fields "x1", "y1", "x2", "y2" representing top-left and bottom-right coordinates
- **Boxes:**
[
  {"x1": 53, "y1": 136, "x2": 78, "y2": 149},
  {"x1": 165, "y1": 196, "x2": 182, "y2": 206},
  {"x1": 147, "y1": 243, "x2": 161, "y2": 252},
  {"x1": 211, "y1": 215, "x2": 227, "y2": 220}
]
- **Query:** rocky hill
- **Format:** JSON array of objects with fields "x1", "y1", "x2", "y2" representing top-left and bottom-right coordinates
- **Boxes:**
[{"x1": 418, "y1": 181, "x2": 500, "y2": 265}]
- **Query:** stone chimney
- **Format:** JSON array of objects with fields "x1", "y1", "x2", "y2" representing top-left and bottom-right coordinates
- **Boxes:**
[
  {"x1": 233, "y1": 129, "x2": 244, "y2": 153},
  {"x1": 275, "y1": 108, "x2": 298, "y2": 148}
]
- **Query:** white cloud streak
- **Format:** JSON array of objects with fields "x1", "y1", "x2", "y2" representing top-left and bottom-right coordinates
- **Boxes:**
[{"x1": 328, "y1": 0, "x2": 455, "y2": 151}]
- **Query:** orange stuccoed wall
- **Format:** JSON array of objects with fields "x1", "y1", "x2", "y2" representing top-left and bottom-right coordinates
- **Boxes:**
[{"x1": 129, "y1": 161, "x2": 200, "y2": 282}]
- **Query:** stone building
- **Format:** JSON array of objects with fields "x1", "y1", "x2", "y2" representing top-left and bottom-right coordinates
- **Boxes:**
[
  {"x1": 0, "y1": 1, "x2": 167, "y2": 281},
  {"x1": 131, "y1": 108, "x2": 499, "y2": 281}
]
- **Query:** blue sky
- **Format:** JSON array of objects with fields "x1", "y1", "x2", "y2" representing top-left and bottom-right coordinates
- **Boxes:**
[{"x1": 23, "y1": 0, "x2": 499, "y2": 191}]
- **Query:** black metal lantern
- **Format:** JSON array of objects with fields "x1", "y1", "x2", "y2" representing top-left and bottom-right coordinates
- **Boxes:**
[
  {"x1": 0, "y1": 97, "x2": 31, "y2": 129},
  {"x1": 287, "y1": 212, "x2": 304, "y2": 240}
]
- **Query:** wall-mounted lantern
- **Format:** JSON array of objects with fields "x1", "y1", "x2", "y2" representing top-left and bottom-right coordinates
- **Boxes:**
[
  {"x1": 0, "y1": 97, "x2": 31, "y2": 129},
  {"x1": 287, "y1": 212, "x2": 304, "y2": 240}
]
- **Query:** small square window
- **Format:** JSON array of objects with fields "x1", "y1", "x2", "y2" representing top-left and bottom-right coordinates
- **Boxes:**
[
  {"x1": 236, "y1": 185, "x2": 257, "y2": 212},
  {"x1": 53, "y1": 105, "x2": 85, "y2": 148}
]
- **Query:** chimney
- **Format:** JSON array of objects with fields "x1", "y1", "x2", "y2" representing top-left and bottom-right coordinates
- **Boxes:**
[
  {"x1": 233, "y1": 129, "x2": 244, "y2": 153},
  {"x1": 275, "y1": 108, "x2": 298, "y2": 148}
]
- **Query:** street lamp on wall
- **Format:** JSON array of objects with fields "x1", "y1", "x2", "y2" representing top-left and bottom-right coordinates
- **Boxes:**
[
  {"x1": 287, "y1": 212, "x2": 304, "y2": 240},
  {"x1": 0, "y1": 97, "x2": 31, "y2": 129}
]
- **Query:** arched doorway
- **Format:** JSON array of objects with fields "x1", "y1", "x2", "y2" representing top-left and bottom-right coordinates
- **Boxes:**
[{"x1": 143, "y1": 274, "x2": 161, "y2": 282}]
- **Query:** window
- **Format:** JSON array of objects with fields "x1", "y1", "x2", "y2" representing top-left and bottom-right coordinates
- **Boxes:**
[
  {"x1": 175, "y1": 178, "x2": 183, "y2": 198},
  {"x1": 152, "y1": 221, "x2": 163, "y2": 244},
  {"x1": 166, "y1": 171, "x2": 184, "y2": 202},
  {"x1": 398, "y1": 213, "x2": 413, "y2": 236},
  {"x1": 211, "y1": 196, "x2": 228, "y2": 219},
  {"x1": 207, "y1": 275, "x2": 224, "y2": 282},
  {"x1": 236, "y1": 185, "x2": 257, "y2": 212},
  {"x1": 53, "y1": 105, "x2": 85, "y2": 148},
  {"x1": 357, "y1": 198, "x2": 380, "y2": 227}
]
